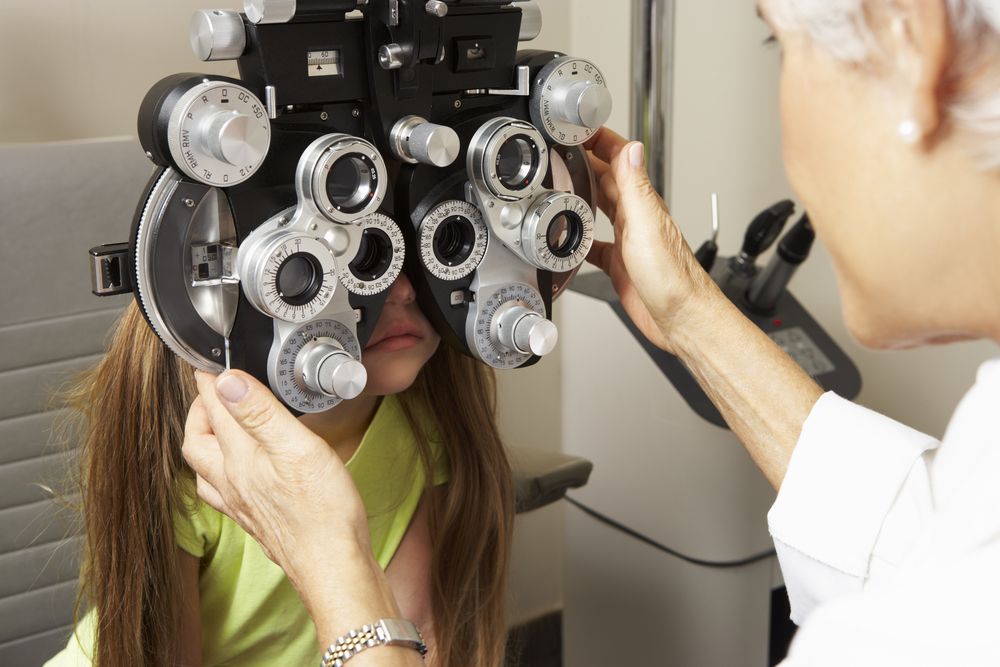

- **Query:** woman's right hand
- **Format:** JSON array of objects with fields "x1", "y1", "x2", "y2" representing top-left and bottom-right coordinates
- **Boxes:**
[
  {"x1": 585, "y1": 127, "x2": 722, "y2": 354},
  {"x1": 182, "y1": 370, "x2": 418, "y2": 663}
]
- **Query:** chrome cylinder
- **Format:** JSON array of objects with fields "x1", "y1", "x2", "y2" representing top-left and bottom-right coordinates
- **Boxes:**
[{"x1": 631, "y1": 0, "x2": 674, "y2": 198}]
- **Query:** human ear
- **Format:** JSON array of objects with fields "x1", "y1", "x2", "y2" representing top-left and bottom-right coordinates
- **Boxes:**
[{"x1": 886, "y1": 0, "x2": 951, "y2": 144}]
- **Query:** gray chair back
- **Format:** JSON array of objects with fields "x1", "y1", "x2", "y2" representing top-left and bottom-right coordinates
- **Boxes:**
[{"x1": 0, "y1": 138, "x2": 150, "y2": 665}]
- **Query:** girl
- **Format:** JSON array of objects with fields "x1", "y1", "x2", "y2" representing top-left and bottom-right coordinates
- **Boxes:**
[{"x1": 47, "y1": 273, "x2": 514, "y2": 666}]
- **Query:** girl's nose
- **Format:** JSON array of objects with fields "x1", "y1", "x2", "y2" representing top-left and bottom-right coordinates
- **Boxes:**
[{"x1": 385, "y1": 272, "x2": 417, "y2": 305}]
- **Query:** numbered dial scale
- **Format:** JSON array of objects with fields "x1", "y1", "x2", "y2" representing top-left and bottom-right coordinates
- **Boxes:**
[
  {"x1": 271, "y1": 320, "x2": 362, "y2": 413},
  {"x1": 148, "y1": 77, "x2": 271, "y2": 187},
  {"x1": 238, "y1": 231, "x2": 340, "y2": 323},
  {"x1": 530, "y1": 57, "x2": 612, "y2": 147},
  {"x1": 522, "y1": 191, "x2": 595, "y2": 272},
  {"x1": 339, "y1": 213, "x2": 406, "y2": 296},
  {"x1": 419, "y1": 200, "x2": 490, "y2": 281},
  {"x1": 472, "y1": 283, "x2": 549, "y2": 370}
]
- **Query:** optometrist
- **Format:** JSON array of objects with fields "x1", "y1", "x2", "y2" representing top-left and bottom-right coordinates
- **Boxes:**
[{"x1": 182, "y1": 0, "x2": 1000, "y2": 664}]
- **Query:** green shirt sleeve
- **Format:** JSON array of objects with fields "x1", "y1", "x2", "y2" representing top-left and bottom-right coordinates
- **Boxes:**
[{"x1": 173, "y1": 476, "x2": 224, "y2": 558}]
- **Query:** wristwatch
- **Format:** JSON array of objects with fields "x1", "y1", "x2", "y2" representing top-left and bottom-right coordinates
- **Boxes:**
[{"x1": 321, "y1": 618, "x2": 427, "y2": 667}]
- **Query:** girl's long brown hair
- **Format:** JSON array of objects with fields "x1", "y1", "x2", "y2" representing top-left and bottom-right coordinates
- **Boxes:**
[{"x1": 66, "y1": 302, "x2": 513, "y2": 667}]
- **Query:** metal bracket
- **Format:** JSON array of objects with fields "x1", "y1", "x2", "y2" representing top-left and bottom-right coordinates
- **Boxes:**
[
  {"x1": 89, "y1": 243, "x2": 132, "y2": 297},
  {"x1": 488, "y1": 65, "x2": 531, "y2": 97}
]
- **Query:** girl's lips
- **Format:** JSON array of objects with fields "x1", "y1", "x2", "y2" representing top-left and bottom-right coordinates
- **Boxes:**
[{"x1": 364, "y1": 333, "x2": 423, "y2": 353}]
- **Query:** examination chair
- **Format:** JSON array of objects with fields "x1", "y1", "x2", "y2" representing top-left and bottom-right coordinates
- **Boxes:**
[{"x1": 0, "y1": 138, "x2": 592, "y2": 665}]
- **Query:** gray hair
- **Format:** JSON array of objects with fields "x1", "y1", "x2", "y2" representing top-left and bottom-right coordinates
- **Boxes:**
[{"x1": 768, "y1": 0, "x2": 1000, "y2": 168}]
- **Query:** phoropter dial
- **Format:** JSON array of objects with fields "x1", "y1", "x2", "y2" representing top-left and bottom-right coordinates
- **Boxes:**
[
  {"x1": 164, "y1": 79, "x2": 271, "y2": 187},
  {"x1": 238, "y1": 230, "x2": 339, "y2": 323},
  {"x1": 271, "y1": 320, "x2": 365, "y2": 413},
  {"x1": 418, "y1": 200, "x2": 489, "y2": 281},
  {"x1": 530, "y1": 56, "x2": 612, "y2": 146},
  {"x1": 339, "y1": 213, "x2": 406, "y2": 296},
  {"x1": 521, "y1": 191, "x2": 595, "y2": 272},
  {"x1": 470, "y1": 283, "x2": 556, "y2": 369}
]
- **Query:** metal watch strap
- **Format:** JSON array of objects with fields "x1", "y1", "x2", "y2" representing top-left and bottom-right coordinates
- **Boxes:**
[{"x1": 321, "y1": 618, "x2": 427, "y2": 667}]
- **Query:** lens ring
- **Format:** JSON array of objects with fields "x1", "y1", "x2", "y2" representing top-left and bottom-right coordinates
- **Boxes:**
[
  {"x1": 546, "y1": 210, "x2": 585, "y2": 258},
  {"x1": 494, "y1": 135, "x2": 540, "y2": 191},
  {"x1": 325, "y1": 153, "x2": 377, "y2": 214},
  {"x1": 237, "y1": 229, "x2": 339, "y2": 323},
  {"x1": 520, "y1": 191, "x2": 595, "y2": 272},
  {"x1": 349, "y1": 228, "x2": 393, "y2": 281},
  {"x1": 276, "y1": 252, "x2": 323, "y2": 306},
  {"x1": 305, "y1": 134, "x2": 388, "y2": 224},
  {"x1": 470, "y1": 118, "x2": 549, "y2": 201},
  {"x1": 433, "y1": 215, "x2": 477, "y2": 267},
  {"x1": 338, "y1": 213, "x2": 405, "y2": 296},
  {"x1": 419, "y1": 200, "x2": 489, "y2": 281}
]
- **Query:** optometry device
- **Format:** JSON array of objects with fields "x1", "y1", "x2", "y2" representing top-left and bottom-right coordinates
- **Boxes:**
[{"x1": 88, "y1": 0, "x2": 612, "y2": 411}]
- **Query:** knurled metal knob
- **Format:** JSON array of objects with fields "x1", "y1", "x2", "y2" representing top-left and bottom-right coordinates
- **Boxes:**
[
  {"x1": 244, "y1": 0, "x2": 296, "y2": 25},
  {"x1": 390, "y1": 115, "x2": 460, "y2": 168},
  {"x1": 425, "y1": 0, "x2": 448, "y2": 17},
  {"x1": 190, "y1": 10, "x2": 247, "y2": 61},
  {"x1": 497, "y1": 306, "x2": 559, "y2": 357}
]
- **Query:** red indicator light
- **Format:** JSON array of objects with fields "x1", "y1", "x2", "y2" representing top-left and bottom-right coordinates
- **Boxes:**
[{"x1": 773, "y1": 319, "x2": 782, "y2": 327}]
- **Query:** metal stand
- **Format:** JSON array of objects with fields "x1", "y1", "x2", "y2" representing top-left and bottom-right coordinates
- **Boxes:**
[{"x1": 630, "y1": 0, "x2": 674, "y2": 198}]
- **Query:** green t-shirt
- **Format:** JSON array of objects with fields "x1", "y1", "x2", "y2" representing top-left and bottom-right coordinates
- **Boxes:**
[{"x1": 46, "y1": 395, "x2": 448, "y2": 666}]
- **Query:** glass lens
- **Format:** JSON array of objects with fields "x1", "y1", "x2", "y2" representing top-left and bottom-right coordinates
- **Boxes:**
[
  {"x1": 326, "y1": 155, "x2": 374, "y2": 211},
  {"x1": 495, "y1": 135, "x2": 538, "y2": 190},
  {"x1": 546, "y1": 211, "x2": 584, "y2": 258},
  {"x1": 349, "y1": 228, "x2": 394, "y2": 281},
  {"x1": 276, "y1": 253, "x2": 322, "y2": 305},
  {"x1": 433, "y1": 215, "x2": 476, "y2": 267}
]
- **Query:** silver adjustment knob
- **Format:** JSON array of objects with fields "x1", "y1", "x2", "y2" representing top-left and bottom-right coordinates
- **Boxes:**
[
  {"x1": 190, "y1": 10, "x2": 247, "y2": 61},
  {"x1": 244, "y1": 0, "x2": 296, "y2": 24},
  {"x1": 379, "y1": 43, "x2": 405, "y2": 70},
  {"x1": 496, "y1": 306, "x2": 559, "y2": 357},
  {"x1": 513, "y1": 1, "x2": 542, "y2": 41},
  {"x1": 425, "y1": 0, "x2": 448, "y2": 17},
  {"x1": 299, "y1": 339, "x2": 368, "y2": 400},
  {"x1": 556, "y1": 80, "x2": 613, "y2": 129},
  {"x1": 203, "y1": 111, "x2": 264, "y2": 167},
  {"x1": 530, "y1": 56, "x2": 611, "y2": 146},
  {"x1": 390, "y1": 115, "x2": 460, "y2": 167}
]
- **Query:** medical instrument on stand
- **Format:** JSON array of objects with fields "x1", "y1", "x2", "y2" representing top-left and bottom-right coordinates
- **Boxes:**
[{"x1": 87, "y1": 0, "x2": 614, "y2": 413}]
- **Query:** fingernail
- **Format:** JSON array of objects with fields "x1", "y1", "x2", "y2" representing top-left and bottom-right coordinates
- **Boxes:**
[
  {"x1": 216, "y1": 373, "x2": 248, "y2": 403},
  {"x1": 629, "y1": 143, "x2": 645, "y2": 169}
]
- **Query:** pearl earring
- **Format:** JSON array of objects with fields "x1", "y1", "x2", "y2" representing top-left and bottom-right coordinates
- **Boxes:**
[{"x1": 898, "y1": 119, "x2": 922, "y2": 144}]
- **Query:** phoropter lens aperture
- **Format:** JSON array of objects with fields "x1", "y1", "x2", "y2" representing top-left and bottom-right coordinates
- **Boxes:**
[
  {"x1": 276, "y1": 252, "x2": 323, "y2": 306},
  {"x1": 349, "y1": 227, "x2": 394, "y2": 282},
  {"x1": 495, "y1": 135, "x2": 540, "y2": 191},
  {"x1": 546, "y1": 210, "x2": 585, "y2": 258},
  {"x1": 326, "y1": 153, "x2": 377, "y2": 213},
  {"x1": 433, "y1": 215, "x2": 477, "y2": 267}
]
